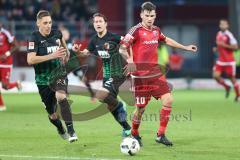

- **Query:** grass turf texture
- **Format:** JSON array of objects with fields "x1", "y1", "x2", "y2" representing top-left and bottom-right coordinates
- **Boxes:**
[{"x1": 0, "y1": 90, "x2": 239, "y2": 160}]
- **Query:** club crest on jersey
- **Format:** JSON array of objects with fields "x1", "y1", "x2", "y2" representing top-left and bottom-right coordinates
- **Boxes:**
[
  {"x1": 104, "y1": 42, "x2": 110, "y2": 50},
  {"x1": 153, "y1": 30, "x2": 158, "y2": 37},
  {"x1": 98, "y1": 50, "x2": 110, "y2": 59},
  {"x1": 28, "y1": 42, "x2": 34, "y2": 50},
  {"x1": 56, "y1": 39, "x2": 61, "y2": 46}
]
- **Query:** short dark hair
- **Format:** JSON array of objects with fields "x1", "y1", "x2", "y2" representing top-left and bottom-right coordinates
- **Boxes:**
[
  {"x1": 141, "y1": 2, "x2": 156, "y2": 12},
  {"x1": 36, "y1": 10, "x2": 51, "y2": 20},
  {"x1": 92, "y1": 13, "x2": 107, "y2": 22},
  {"x1": 220, "y1": 19, "x2": 229, "y2": 23}
]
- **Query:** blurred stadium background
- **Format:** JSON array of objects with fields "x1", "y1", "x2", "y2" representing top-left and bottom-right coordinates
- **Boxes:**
[{"x1": 0, "y1": 0, "x2": 240, "y2": 92}]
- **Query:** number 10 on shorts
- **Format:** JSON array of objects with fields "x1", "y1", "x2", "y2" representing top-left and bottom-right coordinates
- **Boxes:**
[{"x1": 136, "y1": 97, "x2": 146, "y2": 105}]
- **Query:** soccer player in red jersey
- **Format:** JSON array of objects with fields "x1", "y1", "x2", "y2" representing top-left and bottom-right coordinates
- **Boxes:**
[
  {"x1": 213, "y1": 19, "x2": 239, "y2": 101},
  {"x1": 119, "y1": 2, "x2": 197, "y2": 146},
  {"x1": 0, "y1": 21, "x2": 21, "y2": 111}
]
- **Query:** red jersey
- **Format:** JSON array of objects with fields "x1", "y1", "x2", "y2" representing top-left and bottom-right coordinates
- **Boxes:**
[
  {"x1": 121, "y1": 23, "x2": 166, "y2": 64},
  {"x1": 169, "y1": 53, "x2": 184, "y2": 71},
  {"x1": 0, "y1": 28, "x2": 14, "y2": 65},
  {"x1": 216, "y1": 30, "x2": 237, "y2": 65}
]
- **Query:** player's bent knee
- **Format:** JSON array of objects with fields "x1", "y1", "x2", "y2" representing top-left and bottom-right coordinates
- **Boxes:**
[
  {"x1": 49, "y1": 113, "x2": 58, "y2": 120},
  {"x1": 213, "y1": 72, "x2": 220, "y2": 79},
  {"x1": 95, "y1": 89, "x2": 109, "y2": 100},
  {"x1": 103, "y1": 94, "x2": 118, "y2": 107},
  {"x1": 162, "y1": 96, "x2": 174, "y2": 106},
  {"x1": 55, "y1": 91, "x2": 67, "y2": 101}
]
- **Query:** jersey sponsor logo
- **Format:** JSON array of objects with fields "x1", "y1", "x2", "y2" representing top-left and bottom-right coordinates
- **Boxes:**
[
  {"x1": 47, "y1": 46, "x2": 59, "y2": 54},
  {"x1": 28, "y1": 42, "x2": 35, "y2": 50},
  {"x1": 98, "y1": 50, "x2": 110, "y2": 59},
  {"x1": 142, "y1": 40, "x2": 158, "y2": 45}
]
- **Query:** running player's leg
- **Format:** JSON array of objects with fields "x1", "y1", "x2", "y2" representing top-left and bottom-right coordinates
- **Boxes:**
[
  {"x1": 73, "y1": 68, "x2": 95, "y2": 101},
  {"x1": 156, "y1": 93, "x2": 173, "y2": 146},
  {"x1": 0, "y1": 68, "x2": 6, "y2": 111},
  {"x1": 98, "y1": 77, "x2": 131, "y2": 136},
  {"x1": 1, "y1": 67, "x2": 21, "y2": 90},
  {"x1": 226, "y1": 64, "x2": 240, "y2": 101},
  {"x1": 55, "y1": 78, "x2": 78, "y2": 142},
  {"x1": 131, "y1": 105, "x2": 147, "y2": 147},
  {"x1": 151, "y1": 77, "x2": 173, "y2": 146},
  {"x1": 0, "y1": 90, "x2": 6, "y2": 111},
  {"x1": 37, "y1": 85, "x2": 67, "y2": 140},
  {"x1": 82, "y1": 76, "x2": 96, "y2": 102},
  {"x1": 213, "y1": 64, "x2": 231, "y2": 98}
]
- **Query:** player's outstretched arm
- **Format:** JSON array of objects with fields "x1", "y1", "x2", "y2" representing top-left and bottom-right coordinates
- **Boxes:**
[
  {"x1": 216, "y1": 41, "x2": 238, "y2": 50},
  {"x1": 165, "y1": 37, "x2": 198, "y2": 53},
  {"x1": 27, "y1": 47, "x2": 67, "y2": 65},
  {"x1": 72, "y1": 44, "x2": 89, "y2": 57}
]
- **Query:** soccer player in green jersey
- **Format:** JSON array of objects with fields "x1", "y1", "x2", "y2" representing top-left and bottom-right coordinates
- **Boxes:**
[
  {"x1": 27, "y1": 10, "x2": 78, "y2": 142},
  {"x1": 72, "y1": 13, "x2": 131, "y2": 137}
]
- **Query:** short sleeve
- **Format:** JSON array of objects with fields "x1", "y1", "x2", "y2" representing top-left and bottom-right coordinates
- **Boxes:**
[
  {"x1": 57, "y1": 30, "x2": 63, "y2": 39},
  {"x1": 27, "y1": 33, "x2": 38, "y2": 53},
  {"x1": 226, "y1": 31, "x2": 238, "y2": 45},
  {"x1": 87, "y1": 38, "x2": 96, "y2": 52},
  {"x1": 2, "y1": 28, "x2": 14, "y2": 43},
  {"x1": 120, "y1": 25, "x2": 139, "y2": 48},
  {"x1": 158, "y1": 28, "x2": 166, "y2": 42}
]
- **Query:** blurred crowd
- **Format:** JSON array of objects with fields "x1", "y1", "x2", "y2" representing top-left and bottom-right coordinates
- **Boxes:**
[{"x1": 0, "y1": 0, "x2": 97, "y2": 22}]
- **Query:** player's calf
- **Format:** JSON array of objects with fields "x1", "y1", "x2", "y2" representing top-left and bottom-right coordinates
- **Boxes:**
[
  {"x1": 57, "y1": 98, "x2": 78, "y2": 143},
  {"x1": 110, "y1": 101, "x2": 131, "y2": 135},
  {"x1": 131, "y1": 107, "x2": 145, "y2": 146},
  {"x1": 48, "y1": 113, "x2": 68, "y2": 140}
]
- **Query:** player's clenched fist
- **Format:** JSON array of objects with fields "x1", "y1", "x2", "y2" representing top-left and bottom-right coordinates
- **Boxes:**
[
  {"x1": 51, "y1": 47, "x2": 67, "y2": 59},
  {"x1": 185, "y1": 45, "x2": 198, "y2": 52},
  {"x1": 72, "y1": 44, "x2": 82, "y2": 53}
]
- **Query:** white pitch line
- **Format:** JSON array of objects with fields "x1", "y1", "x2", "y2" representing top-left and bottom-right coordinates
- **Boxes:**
[{"x1": 0, "y1": 154, "x2": 123, "y2": 160}]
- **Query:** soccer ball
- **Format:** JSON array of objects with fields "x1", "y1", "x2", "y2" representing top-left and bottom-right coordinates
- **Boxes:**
[{"x1": 120, "y1": 137, "x2": 140, "y2": 156}]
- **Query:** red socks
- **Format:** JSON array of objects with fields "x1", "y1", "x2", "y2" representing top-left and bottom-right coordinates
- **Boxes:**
[
  {"x1": 131, "y1": 110, "x2": 144, "y2": 136},
  {"x1": 158, "y1": 106, "x2": 172, "y2": 136}
]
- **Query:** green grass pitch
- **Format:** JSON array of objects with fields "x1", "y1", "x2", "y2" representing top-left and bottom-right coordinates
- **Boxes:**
[{"x1": 0, "y1": 90, "x2": 240, "y2": 160}]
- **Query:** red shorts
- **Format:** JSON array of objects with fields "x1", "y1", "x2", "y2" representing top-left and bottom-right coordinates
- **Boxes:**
[
  {"x1": 213, "y1": 63, "x2": 236, "y2": 77},
  {"x1": 0, "y1": 67, "x2": 11, "y2": 83},
  {"x1": 130, "y1": 75, "x2": 171, "y2": 107}
]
